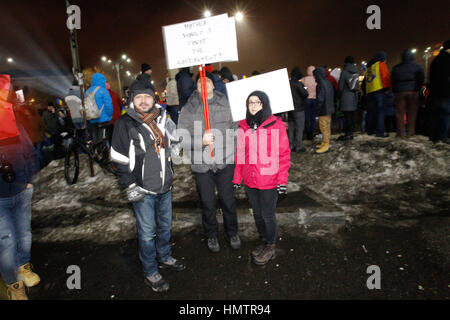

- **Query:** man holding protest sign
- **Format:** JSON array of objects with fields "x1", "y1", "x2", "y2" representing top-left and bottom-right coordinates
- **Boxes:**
[{"x1": 178, "y1": 71, "x2": 241, "y2": 253}]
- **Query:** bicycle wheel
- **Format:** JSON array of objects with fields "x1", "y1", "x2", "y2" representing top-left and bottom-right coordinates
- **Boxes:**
[{"x1": 64, "y1": 145, "x2": 80, "y2": 185}]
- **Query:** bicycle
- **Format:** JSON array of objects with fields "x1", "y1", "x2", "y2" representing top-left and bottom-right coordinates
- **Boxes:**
[{"x1": 64, "y1": 124, "x2": 116, "y2": 185}]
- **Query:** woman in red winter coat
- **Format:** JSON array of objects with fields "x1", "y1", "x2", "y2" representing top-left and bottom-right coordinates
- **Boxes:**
[{"x1": 233, "y1": 90, "x2": 291, "y2": 265}]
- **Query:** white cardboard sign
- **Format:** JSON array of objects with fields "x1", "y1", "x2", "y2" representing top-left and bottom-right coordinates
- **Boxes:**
[
  {"x1": 226, "y1": 68, "x2": 295, "y2": 122},
  {"x1": 162, "y1": 14, "x2": 238, "y2": 70}
]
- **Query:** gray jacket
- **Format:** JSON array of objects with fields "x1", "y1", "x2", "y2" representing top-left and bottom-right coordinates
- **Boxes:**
[
  {"x1": 178, "y1": 90, "x2": 237, "y2": 173},
  {"x1": 337, "y1": 63, "x2": 359, "y2": 112}
]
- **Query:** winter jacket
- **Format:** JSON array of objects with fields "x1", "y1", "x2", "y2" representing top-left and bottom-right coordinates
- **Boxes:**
[
  {"x1": 42, "y1": 110, "x2": 59, "y2": 135},
  {"x1": 365, "y1": 57, "x2": 391, "y2": 95},
  {"x1": 86, "y1": 73, "x2": 113, "y2": 123},
  {"x1": 0, "y1": 74, "x2": 20, "y2": 141},
  {"x1": 325, "y1": 69, "x2": 338, "y2": 92},
  {"x1": 110, "y1": 106, "x2": 173, "y2": 194},
  {"x1": 165, "y1": 79, "x2": 179, "y2": 106},
  {"x1": 429, "y1": 49, "x2": 450, "y2": 98},
  {"x1": 212, "y1": 73, "x2": 227, "y2": 97},
  {"x1": 178, "y1": 90, "x2": 237, "y2": 173},
  {"x1": 289, "y1": 79, "x2": 308, "y2": 112},
  {"x1": 233, "y1": 114, "x2": 290, "y2": 189},
  {"x1": 300, "y1": 66, "x2": 317, "y2": 99},
  {"x1": 391, "y1": 50, "x2": 425, "y2": 93},
  {"x1": 338, "y1": 63, "x2": 359, "y2": 111},
  {"x1": 65, "y1": 85, "x2": 83, "y2": 123},
  {"x1": 176, "y1": 68, "x2": 196, "y2": 107},
  {"x1": 314, "y1": 67, "x2": 335, "y2": 116},
  {"x1": 0, "y1": 123, "x2": 39, "y2": 198},
  {"x1": 107, "y1": 88, "x2": 122, "y2": 124}
]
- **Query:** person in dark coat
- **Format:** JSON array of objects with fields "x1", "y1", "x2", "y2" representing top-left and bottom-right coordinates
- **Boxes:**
[
  {"x1": 288, "y1": 67, "x2": 309, "y2": 152},
  {"x1": 175, "y1": 67, "x2": 196, "y2": 108},
  {"x1": 391, "y1": 49, "x2": 425, "y2": 137},
  {"x1": 429, "y1": 40, "x2": 450, "y2": 143},
  {"x1": 314, "y1": 67, "x2": 335, "y2": 154},
  {"x1": 337, "y1": 56, "x2": 359, "y2": 140}
]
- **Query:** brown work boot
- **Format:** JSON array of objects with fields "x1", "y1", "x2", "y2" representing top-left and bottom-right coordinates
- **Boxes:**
[
  {"x1": 7, "y1": 281, "x2": 28, "y2": 300},
  {"x1": 252, "y1": 244, "x2": 276, "y2": 266}
]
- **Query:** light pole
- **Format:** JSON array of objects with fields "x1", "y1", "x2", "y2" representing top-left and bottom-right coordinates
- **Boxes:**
[
  {"x1": 101, "y1": 54, "x2": 132, "y2": 98},
  {"x1": 423, "y1": 47, "x2": 432, "y2": 84}
]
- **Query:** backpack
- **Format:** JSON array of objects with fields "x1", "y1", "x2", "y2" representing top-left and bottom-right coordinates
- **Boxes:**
[
  {"x1": 348, "y1": 73, "x2": 360, "y2": 91},
  {"x1": 84, "y1": 86, "x2": 104, "y2": 120}
]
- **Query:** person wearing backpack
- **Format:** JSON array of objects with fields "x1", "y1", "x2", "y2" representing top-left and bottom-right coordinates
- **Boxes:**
[
  {"x1": 85, "y1": 73, "x2": 113, "y2": 144},
  {"x1": 337, "y1": 56, "x2": 359, "y2": 141}
]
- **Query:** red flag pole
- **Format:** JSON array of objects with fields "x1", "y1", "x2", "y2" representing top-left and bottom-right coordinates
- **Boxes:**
[{"x1": 199, "y1": 65, "x2": 213, "y2": 158}]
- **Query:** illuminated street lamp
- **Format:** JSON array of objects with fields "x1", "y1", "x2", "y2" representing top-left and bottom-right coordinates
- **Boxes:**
[
  {"x1": 204, "y1": 10, "x2": 211, "y2": 18},
  {"x1": 423, "y1": 46, "x2": 433, "y2": 83},
  {"x1": 101, "y1": 56, "x2": 107, "y2": 62},
  {"x1": 235, "y1": 12, "x2": 244, "y2": 22},
  {"x1": 411, "y1": 48, "x2": 417, "y2": 53},
  {"x1": 101, "y1": 54, "x2": 134, "y2": 98},
  {"x1": 7, "y1": 57, "x2": 13, "y2": 63}
]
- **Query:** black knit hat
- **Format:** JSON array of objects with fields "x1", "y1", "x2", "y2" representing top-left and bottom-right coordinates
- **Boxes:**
[
  {"x1": 141, "y1": 63, "x2": 151, "y2": 73},
  {"x1": 443, "y1": 40, "x2": 450, "y2": 50},
  {"x1": 344, "y1": 56, "x2": 355, "y2": 64},
  {"x1": 129, "y1": 74, "x2": 156, "y2": 105},
  {"x1": 195, "y1": 71, "x2": 216, "y2": 88}
]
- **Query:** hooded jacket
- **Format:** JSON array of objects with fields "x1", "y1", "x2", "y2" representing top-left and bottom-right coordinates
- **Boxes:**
[
  {"x1": 290, "y1": 67, "x2": 309, "y2": 112},
  {"x1": 86, "y1": 73, "x2": 113, "y2": 123},
  {"x1": 300, "y1": 66, "x2": 317, "y2": 99},
  {"x1": 176, "y1": 68, "x2": 196, "y2": 107},
  {"x1": 391, "y1": 50, "x2": 425, "y2": 93},
  {"x1": 233, "y1": 91, "x2": 290, "y2": 189},
  {"x1": 110, "y1": 105, "x2": 173, "y2": 194},
  {"x1": 429, "y1": 49, "x2": 450, "y2": 98},
  {"x1": 177, "y1": 90, "x2": 237, "y2": 174},
  {"x1": 314, "y1": 67, "x2": 335, "y2": 116},
  {"x1": 338, "y1": 62, "x2": 359, "y2": 111}
]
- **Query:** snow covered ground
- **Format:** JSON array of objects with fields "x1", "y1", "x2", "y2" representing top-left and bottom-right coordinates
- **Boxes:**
[{"x1": 31, "y1": 133, "x2": 449, "y2": 244}]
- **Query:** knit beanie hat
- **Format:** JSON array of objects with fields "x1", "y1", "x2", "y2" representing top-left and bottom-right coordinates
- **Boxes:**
[
  {"x1": 344, "y1": 56, "x2": 355, "y2": 64},
  {"x1": 129, "y1": 74, "x2": 156, "y2": 106},
  {"x1": 141, "y1": 63, "x2": 151, "y2": 73}
]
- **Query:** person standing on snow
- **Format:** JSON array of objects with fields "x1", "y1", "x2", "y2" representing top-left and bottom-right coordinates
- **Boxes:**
[
  {"x1": 337, "y1": 56, "x2": 359, "y2": 141},
  {"x1": 300, "y1": 66, "x2": 318, "y2": 140},
  {"x1": 110, "y1": 76, "x2": 184, "y2": 293},
  {"x1": 233, "y1": 90, "x2": 290, "y2": 266},
  {"x1": 178, "y1": 71, "x2": 241, "y2": 253},
  {"x1": 314, "y1": 67, "x2": 335, "y2": 154},
  {"x1": 391, "y1": 49, "x2": 425, "y2": 137},
  {"x1": 86, "y1": 73, "x2": 113, "y2": 144},
  {"x1": 288, "y1": 67, "x2": 309, "y2": 152}
]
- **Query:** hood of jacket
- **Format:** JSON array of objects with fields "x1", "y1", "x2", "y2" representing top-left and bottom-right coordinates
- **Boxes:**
[
  {"x1": 401, "y1": 49, "x2": 415, "y2": 63},
  {"x1": 306, "y1": 66, "x2": 315, "y2": 77},
  {"x1": 344, "y1": 62, "x2": 358, "y2": 74},
  {"x1": 176, "y1": 67, "x2": 192, "y2": 81},
  {"x1": 291, "y1": 67, "x2": 304, "y2": 81},
  {"x1": 245, "y1": 90, "x2": 273, "y2": 127},
  {"x1": 313, "y1": 67, "x2": 326, "y2": 81},
  {"x1": 91, "y1": 73, "x2": 106, "y2": 88}
]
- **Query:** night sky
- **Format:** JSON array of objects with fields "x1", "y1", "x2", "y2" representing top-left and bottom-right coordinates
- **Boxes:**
[{"x1": 0, "y1": 0, "x2": 449, "y2": 91}]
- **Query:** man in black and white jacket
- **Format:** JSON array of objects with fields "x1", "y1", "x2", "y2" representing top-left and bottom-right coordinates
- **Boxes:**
[{"x1": 111, "y1": 76, "x2": 184, "y2": 293}]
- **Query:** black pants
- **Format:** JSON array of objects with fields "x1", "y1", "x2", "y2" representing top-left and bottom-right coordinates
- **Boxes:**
[
  {"x1": 288, "y1": 111, "x2": 305, "y2": 150},
  {"x1": 245, "y1": 187, "x2": 278, "y2": 245},
  {"x1": 194, "y1": 165, "x2": 238, "y2": 239},
  {"x1": 343, "y1": 111, "x2": 355, "y2": 136}
]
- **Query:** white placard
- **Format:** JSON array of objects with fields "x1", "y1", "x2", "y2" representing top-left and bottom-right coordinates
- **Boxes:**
[
  {"x1": 226, "y1": 68, "x2": 294, "y2": 122},
  {"x1": 162, "y1": 14, "x2": 238, "y2": 70}
]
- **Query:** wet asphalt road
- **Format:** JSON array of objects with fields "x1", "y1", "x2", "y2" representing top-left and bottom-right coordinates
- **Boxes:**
[{"x1": 23, "y1": 217, "x2": 449, "y2": 300}]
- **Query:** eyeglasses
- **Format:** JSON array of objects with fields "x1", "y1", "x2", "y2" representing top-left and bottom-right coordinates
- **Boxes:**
[{"x1": 248, "y1": 101, "x2": 262, "y2": 106}]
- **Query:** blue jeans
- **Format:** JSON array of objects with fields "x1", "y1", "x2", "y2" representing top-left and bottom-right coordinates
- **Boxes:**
[
  {"x1": 304, "y1": 99, "x2": 317, "y2": 138},
  {"x1": 366, "y1": 92, "x2": 385, "y2": 136},
  {"x1": 0, "y1": 187, "x2": 33, "y2": 285},
  {"x1": 132, "y1": 191, "x2": 173, "y2": 277}
]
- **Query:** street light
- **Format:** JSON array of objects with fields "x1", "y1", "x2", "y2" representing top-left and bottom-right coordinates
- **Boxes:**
[
  {"x1": 423, "y1": 46, "x2": 433, "y2": 83},
  {"x1": 411, "y1": 48, "x2": 417, "y2": 53},
  {"x1": 204, "y1": 10, "x2": 211, "y2": 18},
  {"x1": 235, "y1": 12, "x2": 244, "y2": 22},
  {"x1": 101, "y1": 56, "x2": 107, "y2": 62},
  {"x1": 101, "y1": 54, "x2": 134, "y2": 98},
  {"x1": 7, "y1": 57, "x2": 13, "y2": 63},
  {"x1": 121, "y1": 54, "x2": 127, "y2": 60}
]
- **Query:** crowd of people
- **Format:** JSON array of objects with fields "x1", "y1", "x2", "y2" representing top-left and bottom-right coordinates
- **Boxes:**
[{"x1": 1, "y1": 39, "x2": 449, "y2": 298}]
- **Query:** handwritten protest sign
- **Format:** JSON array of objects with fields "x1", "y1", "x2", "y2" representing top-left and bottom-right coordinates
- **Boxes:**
[
  {"x1": 226, "y1": 68, "x2": 294, "y2": 122},
  {"x1": 162, "y1": 14, "x2": 238, "y2": 69}
]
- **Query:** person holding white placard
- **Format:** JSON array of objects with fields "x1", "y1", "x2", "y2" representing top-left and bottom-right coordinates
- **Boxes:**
[
  {"x1": 232, "y1": 91, "x2": 291, "y2": 266},
  {"x1": 178, "y1": 72, "x2": 240, "y2": 253}
]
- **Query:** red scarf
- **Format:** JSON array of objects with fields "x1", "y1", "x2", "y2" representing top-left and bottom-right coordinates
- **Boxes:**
[{"x1": 137, "y1": 107, "x2": 166, "y2": 154}]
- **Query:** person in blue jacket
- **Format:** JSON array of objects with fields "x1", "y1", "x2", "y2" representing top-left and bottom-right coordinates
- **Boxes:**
[
  {"x1": 175, "y1": 67, "x2": 196, "y2": 108},
  {"x1": 86, "y1": 73, "x2": 113, "y2": 144}
]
